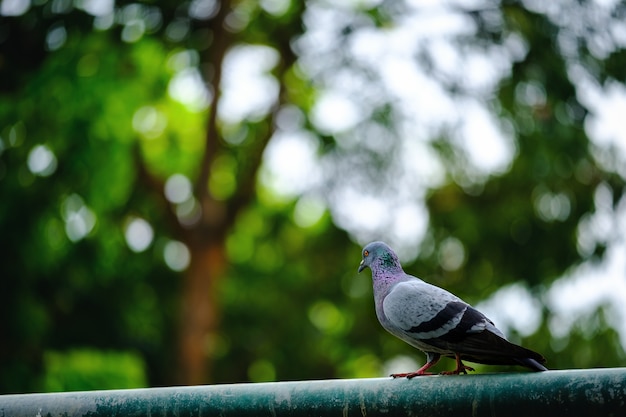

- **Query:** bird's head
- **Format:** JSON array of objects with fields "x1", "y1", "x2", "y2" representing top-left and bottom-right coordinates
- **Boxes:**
[{"x1": 358, "y1": 241, "x2": 400, "y2": 273}]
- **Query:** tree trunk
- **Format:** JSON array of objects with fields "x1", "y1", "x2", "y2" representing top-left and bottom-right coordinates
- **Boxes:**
[
  {"x1": 178, "y1": 235, "x2": 226, "y2": 385},
  {"x1": 172, "y1": 0, "x2": 296, "y2": 384},
  {"x1": 175, "y1": 0, "x2": 233, "y2": 385}
]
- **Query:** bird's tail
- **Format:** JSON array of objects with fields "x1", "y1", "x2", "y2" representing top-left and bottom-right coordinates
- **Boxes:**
[{"x1": 515, "y1": 357, "x2": 548, "y2": 372}]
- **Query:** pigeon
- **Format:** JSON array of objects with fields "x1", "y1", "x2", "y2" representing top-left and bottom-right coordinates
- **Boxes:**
[{"x1": 358, "y1": 241, "x2": 548, "y2": 377}]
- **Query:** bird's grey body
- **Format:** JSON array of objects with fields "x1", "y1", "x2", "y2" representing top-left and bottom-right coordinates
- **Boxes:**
[{"x1": 359, "y1": 241, "x2": 547, "y2": 376}]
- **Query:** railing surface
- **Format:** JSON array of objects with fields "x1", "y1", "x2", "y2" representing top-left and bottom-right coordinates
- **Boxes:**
[{"x1": 1, "y1": 368, "x2": 625, "y2": 416}]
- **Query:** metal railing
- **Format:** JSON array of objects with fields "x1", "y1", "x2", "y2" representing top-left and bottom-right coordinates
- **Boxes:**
[{"x1": 1, "y1": 368, "x2": 625, "y2": 416}]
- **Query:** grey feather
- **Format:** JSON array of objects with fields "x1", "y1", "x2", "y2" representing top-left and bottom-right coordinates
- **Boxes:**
[{"x1": 358, "y1": 241, "x2": 548, "y2": 376}]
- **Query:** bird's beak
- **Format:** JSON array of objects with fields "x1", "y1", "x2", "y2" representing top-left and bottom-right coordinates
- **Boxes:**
[{"x1": 358, "y1": 260, "x2": 367, "y2": 273}]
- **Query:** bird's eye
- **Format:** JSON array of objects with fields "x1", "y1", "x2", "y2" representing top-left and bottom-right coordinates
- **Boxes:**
[{"x1": 364, "y1": 250, "x2": 369, "y2": 257}]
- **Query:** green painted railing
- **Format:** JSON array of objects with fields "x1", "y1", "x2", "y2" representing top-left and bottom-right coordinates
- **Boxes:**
[{"x1": 1, "y1": 368, "x2": 625, "y2": 416}]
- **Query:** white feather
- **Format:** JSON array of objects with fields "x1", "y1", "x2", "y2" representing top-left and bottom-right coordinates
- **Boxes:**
[{"x1": 382, "y1": 279, "x2": 465, "y2": 338}]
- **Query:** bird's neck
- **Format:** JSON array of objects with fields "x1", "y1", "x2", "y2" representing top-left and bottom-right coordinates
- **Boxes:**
[
  {"x1": 371, "y1": 262, "x2": 405, "y2": 295},
  {"x1": 371, "y1": 265, "x2": 407, "y2": 324},
  {"x1": 376, "y1": 251, "x2": 401, "y2": 271}
]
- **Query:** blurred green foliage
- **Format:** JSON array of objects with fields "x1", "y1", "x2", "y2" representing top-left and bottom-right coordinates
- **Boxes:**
[
  {"x1": 1, "y1": 0, "x2": 626, "y2": 394},
  {"x1": 42, "y1": 349, "x2": 147, "y2": 392}
]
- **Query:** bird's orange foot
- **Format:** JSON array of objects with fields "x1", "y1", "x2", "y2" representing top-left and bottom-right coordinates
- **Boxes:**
[
  {"x1": 391, "y1": 371, "x2": 433, "y2": 378},
  {"x1": 440, "y1": 365, "x2": 475, "y2": 375},
  {"x1": 392, "y1": 355, "x2": 441, "y2": 378}
]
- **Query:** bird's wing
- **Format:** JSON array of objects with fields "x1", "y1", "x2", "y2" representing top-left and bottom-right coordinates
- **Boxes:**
[
  {"x1": 433, "y1": 328, "x2": 547, "y2": 368},
  {"x1": 382, "y1": 279, "x2": 475, "y2": 340},
  {"x1": 417, "y1": 304, "x2": 546, "y2": 365},
  {"x1": 383, "y1": 279, "x2": 546, "y2": 366}
]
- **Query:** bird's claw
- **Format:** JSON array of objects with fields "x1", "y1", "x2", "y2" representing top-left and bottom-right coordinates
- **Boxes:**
[
  {"x1": 391, "y1": 371, "x2": 433, "y2": 378},
  {"x1": 440, "y1": 365, "x2": 475, "y2": 375}
]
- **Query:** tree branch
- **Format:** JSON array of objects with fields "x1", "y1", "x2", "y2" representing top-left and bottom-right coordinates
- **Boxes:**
[
  {"x1": 194, "y1": 0, "x2": 233, "y2": 201},
  {"x1": 132, "y1": 141, "x2": 185, "y2": 240}
]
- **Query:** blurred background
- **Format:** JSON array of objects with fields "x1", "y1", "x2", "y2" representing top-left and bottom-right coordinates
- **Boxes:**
[{"x1": 1, "y1": 0, "x2": 626, "y2": 394}]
